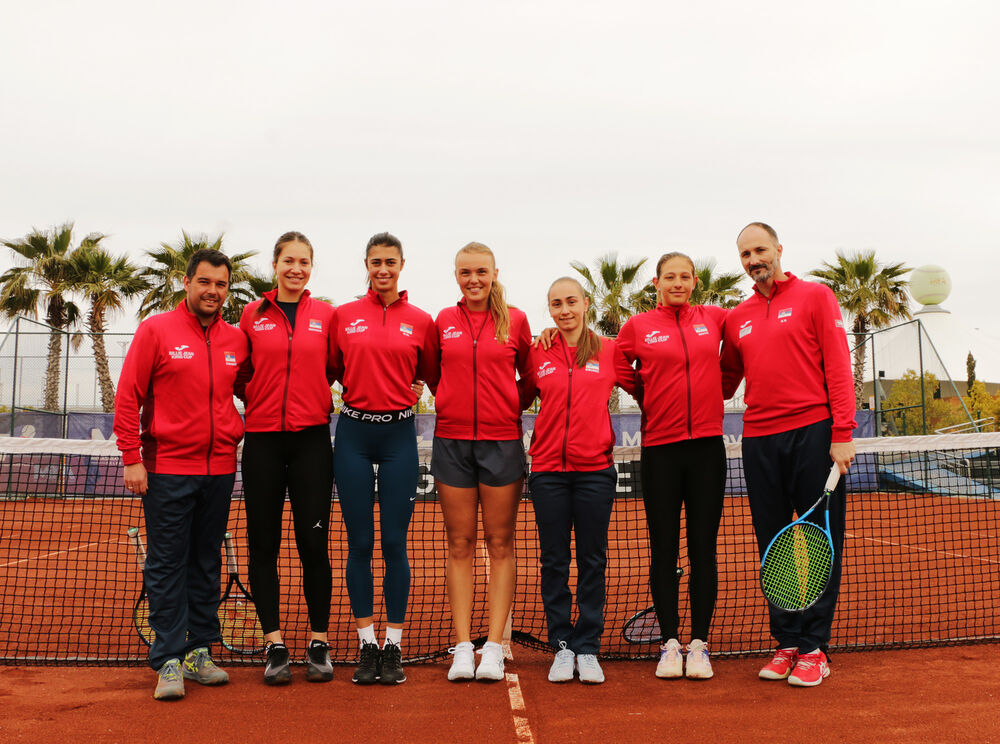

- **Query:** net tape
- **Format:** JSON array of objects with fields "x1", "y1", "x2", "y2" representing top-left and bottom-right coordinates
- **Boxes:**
[{"x1": 1, "y1": 432, "x2": 999, "y2": 665}]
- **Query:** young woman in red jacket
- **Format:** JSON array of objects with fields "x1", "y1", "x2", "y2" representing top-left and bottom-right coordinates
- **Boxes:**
[
  {"x1": 238, "y1": 231, "x2": 337, "y2": 685},
  {"x1": 432, "y1": 242, "x2": 532, "y2": 682},
  {"x1": 615, "y1": 252, "x2": 727, "y2": 680},
  {"x1": 330, "y1": 232, "x2": 438, "y2": 686},
  {"x1": 519, "y1": 277, "x2": 637, "y2": 685}
]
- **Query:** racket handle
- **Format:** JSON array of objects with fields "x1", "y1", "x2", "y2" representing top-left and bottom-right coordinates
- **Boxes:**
[
  {"x1": 825, "y1": 461, "x2": 842, "y2": 492},
  {"x1": 223, "y1": 532, "x2": 239, "y2": 574},
  {"x1": 127, "y1": 527, "x2": 146, "y2": 569}
]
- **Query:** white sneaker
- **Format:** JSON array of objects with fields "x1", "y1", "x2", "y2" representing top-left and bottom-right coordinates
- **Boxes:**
[
  {"x1": 685, "y1": 639, "x2": 713, "y2": 679},
  {"x1": 548, "y1": 641, "x2": 575, "y2": 683},
  {"x1": 475, "y1": 641, "x2": 505, "y2": 681},
  {"x1": 576, "y1": 654, "x2": 605, "y2": 684},
  {"x1": 447, "y1": 641, "x2": 475, "y2": 681},
  {"x1": 655, "y1": 638, "x2": 683, "y2": 679}
]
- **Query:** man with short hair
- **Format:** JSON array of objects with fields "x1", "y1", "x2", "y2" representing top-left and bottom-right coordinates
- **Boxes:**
[
  {"x1": 721, "y1": 222, "x2": 856, "y2": 688},
  {"x1": 114, "y1": 249, "x2": 249, "y2": 700}
]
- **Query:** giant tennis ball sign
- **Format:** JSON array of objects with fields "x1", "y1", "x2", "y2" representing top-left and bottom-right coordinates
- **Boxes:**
[{"x1": 909, "y1": 265, "x2": 951, "y2": 306}]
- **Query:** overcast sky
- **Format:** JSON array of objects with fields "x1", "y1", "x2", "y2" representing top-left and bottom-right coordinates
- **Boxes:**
[{"x1": 2, "y1": 0, "x2": 998, "y2": 344}]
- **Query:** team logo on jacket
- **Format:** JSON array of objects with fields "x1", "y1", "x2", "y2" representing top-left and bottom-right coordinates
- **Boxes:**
[
  {"x1": 778, "y1": 308, "x2": 793, "y2": 322},
  {"x1": 308, "y1": 319, "x2": 323, "y2": 333},
  {"x1": 644, "y1": 330, "x2": 670, "y2": 344},
  {"x1": 168, "y1": 345, "x2": 194, "y2": 360},
  {"x1": 253, "y1": 316, "x2": 277, "y2": 332},
  {"x1": 346, "y1": 318, "x2": 368, "y2": 334},
  {"x1": 442, "y1": 325, "x2": 463, "y2": 340},
  {"x1": 693, "y1": 324, "x2": 709, "y2": 336},
  {"x1": 739, "y1": 320, "x2": 752, "y2": 338},
  {"x1": 537, "y1": 361, "x2": 556, "y2": 378},
  {"x1": 585, "y1": 360, "x2": 600, "y2": 373},
  {"x1": 224, "y1": 352, "x2": 237, "y2": 366},
  {"x1": 399, "y1": 322, "x2": 413, "y2": 336}
]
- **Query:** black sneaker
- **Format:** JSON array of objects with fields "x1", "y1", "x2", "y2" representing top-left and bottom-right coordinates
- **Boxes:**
[
  {"x1": 306, "y1": 640, "x2": 333, "y2": 682},
  {"x1": 352, "y1": 641, "x2": 381, "y2": 685},
  {"x1": 264, "y1": 642, "x2": 292, "y2": 685},
  {"x1": 379, "y1": 641, "x2": 406, "y2": 685}
]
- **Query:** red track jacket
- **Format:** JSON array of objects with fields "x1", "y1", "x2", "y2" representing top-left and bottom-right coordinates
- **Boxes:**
[
  {"x1": 520, "y1": 334, "x2": 637, "y2": 472},
  {"x1": 114, "y1": 302, "x2": 249, "y2": 474},
  {"x1": 617, "y1": 303, "x2": 727, "y2": 447},
  {"x1": 331, "y1": 289, "x2": 438, "y2": 411},
  {"x1": 433, "y1": 301, "x2": 532, "y2": 440},
  {"x1": 238, "y1": 290, "x2": 336, "y2": 432},
  {"x1": 720, "y1": 273, "x2": 857, "y2": 442}
]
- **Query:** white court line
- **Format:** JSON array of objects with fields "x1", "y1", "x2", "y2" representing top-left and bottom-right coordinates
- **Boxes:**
[
  {"x1": 849, "y1": 532, "x2": 1000, "y2": 565},
  {"x1": 505, "y1": 667, "x2": 536, "y2": 744},
  {"x1": 0, "y1": 537, "x2": 117, "y2": 568},
  {"x1": 481, "y1": 536, "x2": 535, "y2": 742}
]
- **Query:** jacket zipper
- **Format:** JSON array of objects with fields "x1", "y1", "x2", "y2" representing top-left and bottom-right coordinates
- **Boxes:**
[
  {"x1": 274, "y1": 303, "x2": 294, "y2": 432},
  {"x1": 204, "y1": 323, "x2": 215, "y2": 475},
  {"x1": 560, "y1": 341, "x2": 574, "y2": 472},
  {"x1": 673, "y1": 310, "x2": 693, "y2": 438},
  {"x1": 460, "y1": 305, "x2": 489, "y2": 440}
]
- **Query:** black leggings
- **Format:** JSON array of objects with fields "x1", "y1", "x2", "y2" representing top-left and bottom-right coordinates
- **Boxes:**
[
  {"x1": 242, "y1": 425, "x2": 333, "y2": 634},
  {"x1": 640, "y1": 436, "x2": 725, "y2": 642}
]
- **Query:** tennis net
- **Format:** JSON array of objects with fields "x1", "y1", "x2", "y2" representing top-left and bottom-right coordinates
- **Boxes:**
[{"x1": 1, "y1": 432, "x2": 998, "y2": 665}]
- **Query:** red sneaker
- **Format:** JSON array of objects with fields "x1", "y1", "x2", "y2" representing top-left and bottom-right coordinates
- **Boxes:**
[
  {"x1": 759, "y1": 648, "x2": 798, "y2": 680},
  {"x1": 787, "y1": 650, "x2": 830, "y2": 687}
]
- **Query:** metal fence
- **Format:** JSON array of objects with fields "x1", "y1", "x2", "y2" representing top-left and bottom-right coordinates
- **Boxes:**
[{"x1": 0, "y1": 317, "x2": 134, "y2": 437}]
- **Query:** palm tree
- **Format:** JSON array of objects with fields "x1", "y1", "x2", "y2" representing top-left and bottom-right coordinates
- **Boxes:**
[
  {"x1": 570, "y1": 253, "x2": 649, "y2": 336},
  {"x1": 570, "y1": 253, "x2": 649, "y2": 412},
  {"x1": 138, "y1": 231, "x2": 270, "y2": 324},
  {"x1": 809, "y1": 250, "x2": 912, "y2": 408},
  {"x1": 0, "y1": 224, "x2": 89, "y2": 410},
  {"x1": 66, "y1": 244, "x2": 150, "y2": 412},
  {"x1": 690, "y1": 259, "x2": 745, "y2": 308}
]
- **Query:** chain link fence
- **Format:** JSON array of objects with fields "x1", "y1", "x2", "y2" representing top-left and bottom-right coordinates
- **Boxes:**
[{"x1": 0, "y1": 317, "x2": 134, "y2": 437}]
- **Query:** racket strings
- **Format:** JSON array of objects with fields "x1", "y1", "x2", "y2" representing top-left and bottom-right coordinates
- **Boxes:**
[{"x1": 761, "y1": 523, "x2": 833, "y2": 611}]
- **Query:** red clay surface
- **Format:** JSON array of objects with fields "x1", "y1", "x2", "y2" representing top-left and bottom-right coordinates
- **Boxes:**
[{"x1": 1, "y1": 644, "x2": 998, "y2": 744}]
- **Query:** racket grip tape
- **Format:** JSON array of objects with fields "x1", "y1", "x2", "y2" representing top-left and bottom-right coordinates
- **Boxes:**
[
  {"x1": 824, "y1": 462, "x2": 842, "y2": 492},
  {"x1": 223, "y1": 532, "x2": 239, "y2": 573}
]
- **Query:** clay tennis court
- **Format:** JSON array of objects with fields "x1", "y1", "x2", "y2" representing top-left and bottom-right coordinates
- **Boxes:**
[{"x1": 2, "y1": 441, "x2": 999, "y2": 742}]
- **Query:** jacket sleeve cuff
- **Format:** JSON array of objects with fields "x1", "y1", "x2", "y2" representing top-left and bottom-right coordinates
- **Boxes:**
[
  {"x1": 121, "y1": 449, "x2": 142, "y2": 466},
  {"x1": 831, "y1": 428, "x2": 854, "y2": 444}
]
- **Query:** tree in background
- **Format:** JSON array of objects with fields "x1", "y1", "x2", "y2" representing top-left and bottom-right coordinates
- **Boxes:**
[
  {"x1": 138, "y1": 231, "x2": 271, "y2": 324},
  {"x1": 967, "y1": 352, "x2": 977, "y2": 390},
  {"x1": 809, "y1": 250, "x2": 912, "y2": 409},
  {"x1": 0, "y1": 224, "x2": 90, "y2": 410},
  {"x1": 690, "y1": 259, "x2": 745, "y2": 308},
  {"x1": 963, "y1": 380, "x2": 998, "y2": 429},
  {"x1": 66, "y1": 244, "x2": 150, "y2": 412},
  {"x1": 882, "y1": 370, "x2": 962, "y2": 435},
  {"x1": 570, "y1": 253, "x2": 648, "y2": 412}
]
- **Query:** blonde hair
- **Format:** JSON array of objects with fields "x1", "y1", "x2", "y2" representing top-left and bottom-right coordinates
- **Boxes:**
[
  {"x1": 457, "y1": 242, "x2": 510, "y2": 344},
  {"x1": 547, "y1": 277, "x2": 602, "y2": 368}
]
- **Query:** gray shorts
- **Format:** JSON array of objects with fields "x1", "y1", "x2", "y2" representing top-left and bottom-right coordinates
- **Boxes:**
[{"x1": 431, "y1": 437, "x2": 527, "y2": 488}]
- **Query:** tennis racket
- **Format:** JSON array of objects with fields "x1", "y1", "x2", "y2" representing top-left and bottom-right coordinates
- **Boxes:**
[
  {"x1": 127, "y1": 527, "x2": 154, "y2": 646},
  {"x1": 218, "y1": 532, "x2": 265, "y2": 655},
  {"x1": 621, "y1": 567, "x2": 684, "y2": 644},
  {"x1": 760, "y1": 462, "x2": 841, "y2": 612}
]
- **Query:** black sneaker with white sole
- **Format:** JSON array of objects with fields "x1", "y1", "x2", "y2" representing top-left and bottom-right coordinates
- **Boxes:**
[
  {"x1": 264, "y1": 642, "x2": 292, "y2": 685},
  {"x1": 379, "y1": 641, "x2": 406, "y2": 685},
  {"x1": 306, "y1": 640, "x2": 333, "y2": 682},
  {"x1": 352, "y1": 641, "x2": 381, "y2": 685}
]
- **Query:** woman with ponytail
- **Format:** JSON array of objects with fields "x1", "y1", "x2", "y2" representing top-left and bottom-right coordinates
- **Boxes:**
[
  {"x1": 518, "y1": 277, "x2": 637, "y2": 685},
  {"x1": 238, "y1": 231, "x2": 337, "y2": 685},
  {"x1": 432, "y1": 242, "x2": 533, "y2": 682}
]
